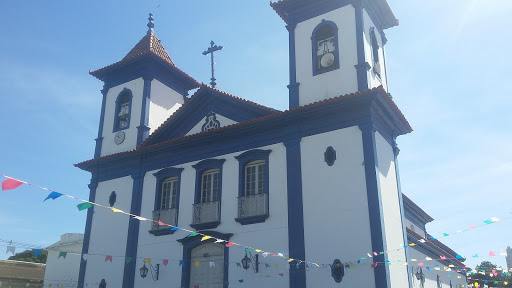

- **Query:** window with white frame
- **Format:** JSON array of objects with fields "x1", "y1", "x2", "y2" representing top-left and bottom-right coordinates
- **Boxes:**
[
  {"x1": 244, "y1": 160, "x2": 265, "y2": 196},
  {"x1": 160, "y1": 177, "x2": 179, "y2": 210},
  {"x1": 201, "y1": 169, "x2": 220, "y2": 203}
]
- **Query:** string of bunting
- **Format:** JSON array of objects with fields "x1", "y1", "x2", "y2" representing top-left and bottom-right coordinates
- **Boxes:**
[{"x1": 2, "y1": 173, "x2": 511, "y2": 273}]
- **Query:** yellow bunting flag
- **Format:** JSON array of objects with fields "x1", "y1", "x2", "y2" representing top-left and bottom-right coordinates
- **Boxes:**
[
  {"x1": 111, "y1": 208, "x2": 122, "y2": 213},
  {"x1": 288, "y1": 259, "x2": 294, "y2": 263},
  {"x1": 145, "y1": 258, "x2": 151, "y2": 264},
  {"x1": 408, "y1": 243, "x2": 416, "y2": 246},
  {"x1": 201, "y1": 236, "x2": 212, "y2": 241},
  {"x1": 275, "y1": 264, "x2": 279, "y2": 269},
  {"x1": 194, "y1": 261, "x2": 200, "y2": 267},
  {"x1": 255, "y1": 250, "x2": 262, "y2": 252}
]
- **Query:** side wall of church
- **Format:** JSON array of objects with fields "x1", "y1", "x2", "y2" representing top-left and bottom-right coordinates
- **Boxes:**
[
  {"x1": 148, "y1": 79, "x2": 184, "y2": 133},
  {"x1": 363, "y1": 9, "x2": 388, "y2": 91},
  {"x1": 295, "y1": 5, "x2": 359, "y2": 106},
  {"x1": 408, "y1": 247, "x2": 467, "y2": 288},
  {"x1": 101, "y1": 78, "x2": 144, "y2": 157},
  {"x1": 84, "y1": 176, "x2": 133, "y2": 287},
  {"x1": 301, "y1": 126, "x2": 376, "y2": 288},
  {"x1": 375, "y1": 132, "x2": 409, "y2": 287},
  {"x1": 135, "y1": 143, "x2": 290, "y2": 288}
]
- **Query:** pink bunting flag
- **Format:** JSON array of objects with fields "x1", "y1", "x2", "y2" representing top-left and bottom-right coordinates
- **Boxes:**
[
  {"x1": 371, "y1": 262, "x2": 378, "y2": 268},
  {"x1": 163, "y1": 259, "x2": 168, "y2": 266},
  {"x1": 158, "y1": 220, "x2": 165, "y2": 226},
  {"x1": 489, "y1": 251, "x2": 496, "y2": 256},
  {"x1": 2, "y1": 178, "x2": 24, "y2": 191},
  {"x1": 279, "y1": 273, "x2": 284, "y2": 276},
  {"x1": 373, "y1": 252, "x2": 378, "y2": 256},
  {"x1": 440, "y1": 256, "x2": 447, "y2": 260},
  {"x1": 105, "y1": 255, "x2": 113, "y2": 262},
  {"x1": 418, "y1": 262, "x2": 424, "y2": 266},
  {"x1": 470, "y1": 224, "x2": 477, "y2": 229}
]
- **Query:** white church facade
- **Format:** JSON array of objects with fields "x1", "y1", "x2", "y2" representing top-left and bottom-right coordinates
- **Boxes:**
[{"x1": 73, "y1": 0, "x2": 463, "y2": 287}]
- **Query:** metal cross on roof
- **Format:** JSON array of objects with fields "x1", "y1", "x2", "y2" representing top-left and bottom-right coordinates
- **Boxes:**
[{"x1": 202, "y1": 41, "x2": 223, "y2": 88}]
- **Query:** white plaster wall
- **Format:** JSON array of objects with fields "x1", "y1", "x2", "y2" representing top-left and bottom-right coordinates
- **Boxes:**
[
  {"x1": 148, "y1": 79, "x2": 184, "y2": 134},
  {"x1": 301, "y1": 126, "x2": 376, "y2": 288},
  {"x1": 408, "y1": 248, "x2": 467, "y2": 288},
  {"x1": 101, "y1": 78, "x2": 144, "y2": 157},
  {"x1": 43, "y1": 235, "x2": 83, "y2": 288},
  {"x1": 84, "y1": 177, "x2": 133, "y2": 287},
  {"x1": 363, "y1": 9, "x2": 388, "y2": 91},
  {"x1": 136, "y1": 143, "x2": 289, "y2": 288},
  {"x1": 295, "y1": 5, "x2": 359, "y2": 106},
  {"x1": 375, "y1": 131, "x2": 410, "y2": 287},
  {"x1": 185, "y1": 113, "x2": 238, "y2": 136}
]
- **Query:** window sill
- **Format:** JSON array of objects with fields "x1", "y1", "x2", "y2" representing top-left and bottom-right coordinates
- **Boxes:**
[
  {"x1": 149, "y1": 228, "x2": 177, "y2": 236},
  {"x1": 190, "y1": 221, "x2": 221, "y2": 230},
  {"x1": 235, "y1": 214, "x2": 269, "y2": 225}
]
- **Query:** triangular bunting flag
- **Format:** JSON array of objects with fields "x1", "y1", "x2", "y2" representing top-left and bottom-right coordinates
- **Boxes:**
[
  {"x1": 226, "y1": 242, "x2": 234, "y2": 247},
  {"x1": 163, "y1": 259, "x2": 168, "y2": 266},
  {"x1": 77, "y1": 202, "x2": 94, "y2": 211},
  {"x1": 210, "y1": 261, "x2": 215, "y2": 267},
  {"x1": 456, "y1": 254, "x2": 462, "y2": 259},
  {"x1": 1, "y1": 178, "x2": 24, "y2": 190},
  {"x1": 500, "y1": 250, "x2": 507, "y2": 256},
  {"x1": 246, "y1": 248, "x2": 254, "y2": 253},
  {"x1": 236, "y1": 262, "x2": 241, "y2": 267},
  {"x1": 489, "y1": 251, "x2": 496, "y2": 256},
  {"x1": 265, "y1": 263, "x2": 270, "y2": 268},
  {"x1": 188, "y1": 232, "x2": 199, "y2": 237},
  {"x1": 171, "y1": 226, "x2": 180, "y2": 231},
  {"x1": 33, "y1": 249, "x2": 43, "y2": 257},
  {"x1": 440, "y1": 256, "x2": 446, "y2": 260},
  {"x1": 275, "y1": 264, "x2": 279, "y2": 269},
  {"x1": 473, "y1": 254, "x2": 478, "y2": 258},
  {"x1": 44, "y1": 192, "x2": 63, "y2": 201},
  {"x1": 201, "y1": 236, "x2": 212, "y2": 241},
  {"x1": 111, "y1": 208, "x2": 122, "y2": 213},
  {"x1": 179, "y1": 260, "x2": 184, "y2": 266},
  {"x1": 6, "y1": 246, "x2": 15, "y2": 255},
  {"x1": 105, "y1": 255, "x2": 113, "y2": 262},
  {"x1": 262, "y1": 252, "x2": 269, "y2": 258},
  {"x1": 158, "y1": 220, "x2": 165, "y2": 226},
  {"x1": 82, "y1": 254, "x2": 89, "y2": 261},
  {"x1": 58, "y1": 252, "x2": 67, "y2": 259},
  {"x1": 145, "y1": 258, "x2": 152, "y2": 264},
  {"x1": 194, "y1": 261, "x2": 199, "y2": 267},
  {"x1": 214, "y1": 239, "x2": 224, "y2": 243},
  {"x1": 470, "y1": 224, "x2": 477, "y2": 229},
  {"x1": 125, "y1": 257, "x2": 132, "y2": 264},
  {"x1": 133, "y1": 216, "x2": 147, "y2": 221}
]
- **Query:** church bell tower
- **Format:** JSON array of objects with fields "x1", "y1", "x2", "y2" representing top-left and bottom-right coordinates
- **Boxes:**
[
  {"x1": 271, "y1": 0, "x2": 398, "y2": 109},
  {"x1": 90, "y1": 14, "x2": 199, "y2": 158}
]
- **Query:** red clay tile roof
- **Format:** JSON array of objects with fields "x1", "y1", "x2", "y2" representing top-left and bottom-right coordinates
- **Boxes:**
[
  {"x1": 270, "y1": 0, "x2": 398, "y2": 29},
  {"x1": 122, "y1": 32, "x2": 174, "y2": 65},
  {"x1": 138, "y1": 84, "x2": 280, "y2": 147},
  {"x1": 89, "y1": 32, "x2": 198, "y2": 87},
  {"x1": 76, "y1": 86, "x2": 411, "y2": 167}
]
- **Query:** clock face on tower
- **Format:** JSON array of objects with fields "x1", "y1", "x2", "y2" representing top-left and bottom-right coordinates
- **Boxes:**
[{"x1": 114, "y1": 131, "x2": 125, "y2": 145}]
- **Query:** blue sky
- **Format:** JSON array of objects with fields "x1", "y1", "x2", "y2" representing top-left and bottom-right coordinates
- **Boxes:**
[{"x1": 1, "y1": 0, "x2": 511, "y2": 272}]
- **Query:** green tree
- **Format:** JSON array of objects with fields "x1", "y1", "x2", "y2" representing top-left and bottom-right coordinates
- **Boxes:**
[
  {"x1": 467, "y1": 261, "x2": 512, "y2": 287},
  {"x1": 7, "y1": 249, "x2": 47, "y2": 264}
]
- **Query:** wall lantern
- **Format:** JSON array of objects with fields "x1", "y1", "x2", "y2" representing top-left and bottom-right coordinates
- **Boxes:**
[
  {"x1": 140, "y1": 259, "x2": 159, "y2": 281},
  {"x1": 241, "y1": 250, "x2": 259, "y2": 273}
]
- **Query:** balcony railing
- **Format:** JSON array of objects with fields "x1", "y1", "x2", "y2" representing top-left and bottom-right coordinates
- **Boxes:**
[
  {"x1": 151, "y1": 208, "x2": 178, "y2": 231},
  {"x1": 238, "y1": 193, "x2": 268, "y2": 219},
  {"x1": 192, "y1": 201, "x2": 220, "y2": 225}
]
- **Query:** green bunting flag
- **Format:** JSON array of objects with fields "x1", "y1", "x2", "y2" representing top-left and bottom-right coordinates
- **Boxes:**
[
  {"x1": 236, "y1": 263, "x2": 241, "y2": 267},
  {"x1": 188, "y1": 232, "x2": 199, "y2": 237},
  {"x1": 125, "y1": 257, "x2": 132, "y2": 264},
  {"x1": 77, "y1": 202, "x2": 94, "y2": 211},
  {"x1": 58, "y1": 252, "x2": 67, "y2": 259}
]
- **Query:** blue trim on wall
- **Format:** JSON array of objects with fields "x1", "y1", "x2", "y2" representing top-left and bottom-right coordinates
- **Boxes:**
[
  {"x1": 190, "y1": 158, "x2": 225, "y2": 230},
  {"x1": 286, "y1": 23, "x2": 300, "y2": 109},
  {"x1": 354, "y1": 2, "x2": 370, "y2": 91},
  {"x1": 150, "y1": 167, "x2": 184, "y2": 236},
  {"x1": 137, "y1": 77, "x2": 152, "y2": 146},
  {"x1": 283, "y1": 133, "x2": 306, "y2": 288},
  {"x1": 121, "y1": 169, "x2": 146, "y2": 288},
  {"x1": 113, "y1": 88, "x2": 133, "y2": 133},
  {"x1": 94, "y1": 87, "x2": 108, "y2": 158},
  {"x1": 77, "y1": 179, "x2": 98, "y2": 288},
  {"x1": 234, "y1": 149, "x2": 272, "y2": 225},
  {"x1": 359, "y1": 122, "x2": 388, "y2": 288},
  {"x1": 311, "y1": 20, "x2": 340, "y2": 76},
  {"x1": 177, "y1": 231, "x2": 233, "y2": 288}
]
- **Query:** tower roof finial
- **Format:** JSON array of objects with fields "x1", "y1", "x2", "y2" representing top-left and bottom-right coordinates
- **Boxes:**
[{"x1": 147, "y1": 13, "x2": 154, "y2": 34}]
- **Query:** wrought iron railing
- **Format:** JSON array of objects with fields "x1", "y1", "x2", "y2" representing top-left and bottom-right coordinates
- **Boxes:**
[
  {"x1": 151, "y1": 208, "x2": 178, "y2": 231},
  {"x1": 238, "y1": 193, "x2": 268, "y2": 218},
  {"x1": 192, "y1": 201, "x2": 220, "y2": 224}
]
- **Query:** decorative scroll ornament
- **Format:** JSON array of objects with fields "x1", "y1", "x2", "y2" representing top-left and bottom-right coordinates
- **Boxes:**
[{"x1": 202, "y1": 112, "x2": 221, "y2": 132}]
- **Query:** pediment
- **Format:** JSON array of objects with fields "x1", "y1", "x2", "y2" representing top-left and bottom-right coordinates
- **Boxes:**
[{"x1": 140, "y1": 85, "x2": 277, "y2": 147}]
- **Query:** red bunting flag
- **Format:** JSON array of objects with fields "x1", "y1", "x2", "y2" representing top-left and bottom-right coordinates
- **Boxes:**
[
  {"x1": 2, "y1": 178, "x2": 23, "y2": 191},
  {"x1": 163, "y1": 259, "x2": 168, "y2": 266},
  {"x1": 226, "y1": 242, "x2": 234, "y2": 247},
  {"x1": 105, "y1": 255, "x2": 113, "y2": 262}
]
